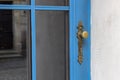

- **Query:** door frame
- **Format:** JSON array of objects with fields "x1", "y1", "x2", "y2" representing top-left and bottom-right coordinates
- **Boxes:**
[{"x1": 0, "y1": 0, "x2": 91, "y2": 80}]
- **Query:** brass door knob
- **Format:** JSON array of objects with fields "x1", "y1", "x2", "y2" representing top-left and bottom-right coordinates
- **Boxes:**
[
  {"x1": 81, "y1": 31, "x2": 88, "y2": 39},
  {"x1": 77, "y1": 21, "x2": 88, "y2": 64}
]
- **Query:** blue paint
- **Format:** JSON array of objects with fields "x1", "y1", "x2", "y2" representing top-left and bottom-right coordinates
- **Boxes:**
[
  {"x1": 0, "y1": 5, "x2": 69, "y2": 10},
  {"x1": 69, "y1": 0, "x2": 91, "y2": 80},
  {"x1": 31, "y1": 0, "x2": 36, "y2": 80},
  {"x1": 35, "y1": 6, "x2": 69, "y2": 10},
  {"x1": 0, "y1": 5, "x2": 31, "y2": 9},
  {"x1": 74, "y1": 0, "x2": 91, "y2": 80},
  {"x1": 69, "y1": 0, "x2": 77, "y2": 80},
  {"x1": 69, "y1": 1, "x2": 76, "y2": 80}
]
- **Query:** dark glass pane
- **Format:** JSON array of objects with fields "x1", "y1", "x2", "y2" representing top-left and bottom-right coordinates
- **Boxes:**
[
  {"x1": 0, "y1": 10, "x2": 31, "y2": 80},
  {"x1": 36, "y1": 11, "x2": 69, "y2": 80},
  {"x1": 0, "y1": 0, "x2": 29, "y2": 5},
  {"x1": 36, "y1": 0, "x2": 69, "y2": 6}
]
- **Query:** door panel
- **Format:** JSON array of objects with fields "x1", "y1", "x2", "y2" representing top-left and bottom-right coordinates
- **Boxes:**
[{"x1": 36, "y1": 11, "x2": 69, "y2": 80}]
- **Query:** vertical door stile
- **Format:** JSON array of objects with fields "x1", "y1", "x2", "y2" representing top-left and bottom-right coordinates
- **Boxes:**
[
  {"x1": 69, "y1": 0, "x2": 76, "y2": 80},
  {"x1": 75, "y1": 0, "x2": 91, "y2": 80}
]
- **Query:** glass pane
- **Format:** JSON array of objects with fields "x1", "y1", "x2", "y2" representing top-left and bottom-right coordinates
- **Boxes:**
[
  {"x1": 0, "y1": 10, "x2": 31, "y2": 80},
  {"x1": 36, "y1": 0, "x2": 69, "y2": 6},
  {"x1": 0, "y1": 0, "x2": 29, "y2": 5},
  {"x1": 36, "y1": 11, "x2": 69, "y2": 80}
]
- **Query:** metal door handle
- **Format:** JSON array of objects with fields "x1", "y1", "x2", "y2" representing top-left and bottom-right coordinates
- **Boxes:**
[{"x1": 77, "y1": 22, "x2": 88, "y2": 64}]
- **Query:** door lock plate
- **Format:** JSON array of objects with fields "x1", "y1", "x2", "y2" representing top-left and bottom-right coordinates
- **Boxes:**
[{"x1": 77, "y1": 21, "x2": 88, "y2": 64}]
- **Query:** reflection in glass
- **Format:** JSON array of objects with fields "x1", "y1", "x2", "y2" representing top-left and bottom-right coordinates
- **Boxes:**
[
  {"x1": 36, "y1": 0, "x2": 69, "y2": 6},
  {"x1": 36, "y1": 11, "x2": 69, "y2": 80},
  {"x1": 0, "y1": 0, "x2": 29, "y2": 5},
  {"x1": 0, "y1": 10, "x2": 31, "y2": 80}
]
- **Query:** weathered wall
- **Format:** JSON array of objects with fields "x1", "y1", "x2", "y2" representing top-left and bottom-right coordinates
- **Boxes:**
[{"x1": 91, "y1": 0, "x2": 120, "y2": 80}]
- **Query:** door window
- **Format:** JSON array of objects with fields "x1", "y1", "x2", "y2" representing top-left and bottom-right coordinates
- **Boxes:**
[
  {"x1": 35, "y1": 0, "x2": 69, "y2": 6},
  {"x1": 36, "y1": 11, "x2": 69, "y2": 80},
  {"x1": 0, "y1": 0, "x2": 29, "y2": 5},
  {"x1": 0, "y1": 10, "x2": 31, "y2": 80}
]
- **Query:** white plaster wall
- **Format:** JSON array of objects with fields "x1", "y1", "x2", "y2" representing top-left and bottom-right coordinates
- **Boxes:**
[{"x1": 91, "y1": 0, "x2": 120, "y2": 80}]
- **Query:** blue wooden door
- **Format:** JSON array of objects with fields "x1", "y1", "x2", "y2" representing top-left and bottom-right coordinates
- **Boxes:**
[
  {"x1": 73, "y1": 0, "x2": 91, "y2": 80},
  {"x1": 0, "y1": 0, "x2": 90, "y2": 80},
  {"x1": 69, "y1": 0, "x2": 91, "y2": 80}
]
